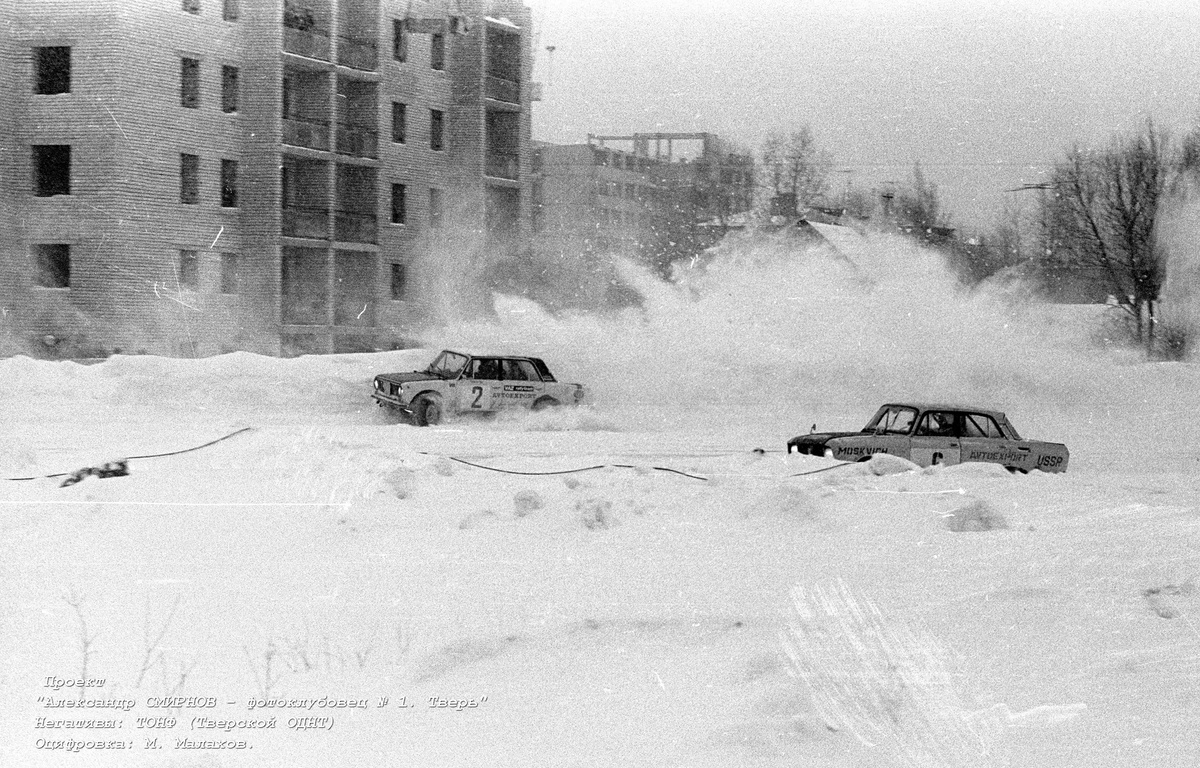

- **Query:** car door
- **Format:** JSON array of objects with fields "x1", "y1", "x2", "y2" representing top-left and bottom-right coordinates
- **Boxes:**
[
  {"x1": 499, "y1": 359, "x2": 543, "y2": 409},
  {"x1": 463, "y1": 358, "x2": 500, "y2": 411},
  {"x1": 909, "y1": 410, "x2": 962, "y2": 467},
  {"x1": 959, "y1": 412, "x2": 1032, "y2": 470}
]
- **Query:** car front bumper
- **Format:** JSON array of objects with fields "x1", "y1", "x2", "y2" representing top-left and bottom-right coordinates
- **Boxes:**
[{"x1": 372, "y1": 392, "x2": 414, "y2": 415}]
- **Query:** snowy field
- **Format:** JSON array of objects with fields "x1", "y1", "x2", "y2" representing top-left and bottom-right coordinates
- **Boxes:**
[{"x1": 2, "y1": 234, "x2": 1199, "y2": 767}]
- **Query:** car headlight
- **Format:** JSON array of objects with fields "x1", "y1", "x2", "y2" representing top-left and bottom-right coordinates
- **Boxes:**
[{"x1": 823, "y1": 448, "x2": 834, "y2": 459}]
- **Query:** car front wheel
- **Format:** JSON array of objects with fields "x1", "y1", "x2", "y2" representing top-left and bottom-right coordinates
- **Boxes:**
[
  {"x1": 412, "y1": 394, "x2": 443, "y2": 426},
  {"x1": 531, "y1": 397, "x2": 560, "y2": 411}
]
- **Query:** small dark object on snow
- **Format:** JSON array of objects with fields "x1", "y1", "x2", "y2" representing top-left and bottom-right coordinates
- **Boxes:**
[{"x1": 60, "y1": 460, "x2": 130, "y2": 487}]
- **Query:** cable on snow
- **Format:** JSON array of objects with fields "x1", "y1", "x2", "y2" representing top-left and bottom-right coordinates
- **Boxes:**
[{"x1": 4, "y1": 427, "x2": 255, "y2": 486}]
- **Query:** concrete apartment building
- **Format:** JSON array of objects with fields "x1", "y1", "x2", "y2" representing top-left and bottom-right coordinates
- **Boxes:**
[
  {"x1": 530, "y1": 133, "x2": 754, "y2": 290},
  {"x1": 0, "y1": 0, "x2": 533, "y2": 357}
]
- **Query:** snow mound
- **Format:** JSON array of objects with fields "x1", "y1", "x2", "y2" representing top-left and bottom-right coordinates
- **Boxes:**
[
  {"x1": 860, "y1": 453, "x2": 921, "y2": 476},
  {"x1": 577, "y1": 497, "x2": 617, "y2": 529},
  {"x1": 513, "y1": 490, "x2": 544, "y2": 517},
  {"x1": 745, "y1": 483, "x2": 820, "y2": 519},
  {"x1": 944, "y1": 498, "x2": 1010, "y2": 532},
  {"x1": 936, "y1": 461, "x2": 1016, "y2": 478},
  {"x1": 494, "y1": 405, "x2": 622, "y2": 432}
]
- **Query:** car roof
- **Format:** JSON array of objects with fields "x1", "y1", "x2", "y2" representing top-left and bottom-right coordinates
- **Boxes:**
[
  {"x1": 880, "y1": 402, "x2": 1008, "y2": 420},
  {"x1": 441, "y1": 350, "x2": 540, "y2": 362}
]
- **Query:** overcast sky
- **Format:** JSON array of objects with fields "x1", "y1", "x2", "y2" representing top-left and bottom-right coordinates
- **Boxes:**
[{"x1": 527, "y1": 0, "x2": 1200, "y2": 230}]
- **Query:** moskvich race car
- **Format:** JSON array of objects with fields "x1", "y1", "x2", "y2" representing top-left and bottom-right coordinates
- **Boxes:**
[
  {"x1": 787, "y1": 403, "x2": 1069, "y2": 473},
  {"x1": 372, "y1": 350, "x2": 586, "y2": 426}
]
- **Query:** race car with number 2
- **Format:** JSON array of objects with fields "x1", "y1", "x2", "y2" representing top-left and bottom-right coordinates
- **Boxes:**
[{"x1": 371, "y1": 350, "x2": 586, "y2": 426}]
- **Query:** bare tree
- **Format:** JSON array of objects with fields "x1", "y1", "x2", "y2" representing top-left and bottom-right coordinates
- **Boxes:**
[
  {"x1": 892, "y1": 162, "x2": 944, "y2": 232},
  {"x1": 1041, "y1": 120, "x2": 1174, "y2": 348},
  {"x1": 759, "y1": 126, "x2": 832, "y2": 209}
]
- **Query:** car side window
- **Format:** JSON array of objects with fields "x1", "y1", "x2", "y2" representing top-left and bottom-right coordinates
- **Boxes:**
[
  {"x1": 871, "y1": 406, "x2": 917, "y2": 434},
  {"x1": 915, "y1": 411, "x2": 957, "y2": 437},
  {"x1": 508, "y1": 360, "x2": 539, "y2": 381},
  {"x1": 468, "y1": 358, "x2": 501, "y2": 380},
  {"x1": 964, "y1": 413, "x2": 1003, "y2": 438}
]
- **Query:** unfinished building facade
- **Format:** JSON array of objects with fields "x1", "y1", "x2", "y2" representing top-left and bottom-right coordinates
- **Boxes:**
[{"x1": 0, "y1": 0, "x2": 533, "y2": 357}]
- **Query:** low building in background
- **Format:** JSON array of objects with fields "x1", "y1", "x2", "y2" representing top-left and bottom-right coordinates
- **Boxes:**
[
  {"x1": 0, "y1": 0, "x2": 533, "y2": 357},
  {"x1": 526, "y1": 132, "x2": 754, "y2": 309}
]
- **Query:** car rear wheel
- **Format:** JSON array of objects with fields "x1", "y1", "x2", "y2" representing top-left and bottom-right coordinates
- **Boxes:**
[
  {"x1": 412, "y1": 394, "x2": 443, "y2": 426},
  {"x1": 531, "y1": 397, "x2": 560, "y2": 411}
]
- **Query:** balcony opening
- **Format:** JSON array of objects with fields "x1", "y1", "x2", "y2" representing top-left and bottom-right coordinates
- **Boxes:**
[
  {"x1": 283, "y1": 0, "x2": 331, "y2": 60},
  {"x1": 335, "y1": 164, "x2": 377, "y2": 243},
  {"x1": 282, "y1": 66, "x2": 331, "y2": 150},
  {"x1": 281, "y1": 246, "x2": 329, "y2": 324},
  {"x1": 485, "y1": 26, "x2": 520, "y2": 103},
  {"x1": 334, "y1": 250, "x2": 376, "y2": 326},
  {"x1": 281, "y1": 155, "x2": 330, "y2": 239},
  {"x1": 485, "y1": 109, "x2": 519, "y2": 179},
  {"x1": 337, "y1": 0, "x2": 378, "y2": 71},
  {"x1": 336, "y1": 77, "x2": 378, "y2": 159}
]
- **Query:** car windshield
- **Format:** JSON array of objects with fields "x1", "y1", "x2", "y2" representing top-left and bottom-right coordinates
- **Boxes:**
[
  {"x1": 864, "y1": 406, "x2": 917, "y2": 435},
  {"x1": 425, "y1": 351, "x2": 469, "y2": 378}
]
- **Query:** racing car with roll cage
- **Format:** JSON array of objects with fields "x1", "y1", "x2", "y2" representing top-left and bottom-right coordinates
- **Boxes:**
[
  {"x1": 787, "y1": 403, "x2": 1069, "y2": 473},
  {"x1": 371, "y1": 350, "x2": 586, "y2": 426}
]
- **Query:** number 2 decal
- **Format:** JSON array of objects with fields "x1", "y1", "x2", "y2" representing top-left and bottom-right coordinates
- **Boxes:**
[{"x1": 471, "y1": 386, "x2": 484, "y2": 408}]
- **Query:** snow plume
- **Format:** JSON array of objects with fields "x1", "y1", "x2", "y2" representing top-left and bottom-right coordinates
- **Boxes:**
[{"x1": 419, "y1": 227, "x2": 1125, "y2": 440}]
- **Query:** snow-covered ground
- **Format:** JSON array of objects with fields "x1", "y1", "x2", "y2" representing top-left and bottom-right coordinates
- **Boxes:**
[{"x1": 2, "y1": 233, "x2": 1198, "y2": 767}]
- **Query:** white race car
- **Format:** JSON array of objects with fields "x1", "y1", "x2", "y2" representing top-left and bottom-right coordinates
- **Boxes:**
[
  {"x1": 372, "y1": 350, "x2": 586, "y2": 426},
  {"x1": 787, "y1": 403, "x2": 1069, "y2": 473}
]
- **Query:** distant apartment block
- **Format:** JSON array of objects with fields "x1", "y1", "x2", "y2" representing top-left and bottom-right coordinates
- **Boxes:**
[
  {"x1": 0, "y1": 0, "x2": 533, "y2": 357},
  {"x1": 530, "y1": 132, "x2": 754, "y2": 283}
]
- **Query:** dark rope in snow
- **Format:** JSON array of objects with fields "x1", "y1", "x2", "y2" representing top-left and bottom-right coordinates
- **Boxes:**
[
  {"x1": 424, "y1": 454, "x2": 708, "y2": 481},
  {"x1": 3, "y1": 427, "x2": 255, "y2": 484},
  {"x1": 122, "y1": 427, "x2": 255, "y2": 460},
  {"x1": 611, "y1": 464, "x2": 709, "y2": 481},
  {"x1": 788, "y1": 463, "x2": 856, "y2": 477}
]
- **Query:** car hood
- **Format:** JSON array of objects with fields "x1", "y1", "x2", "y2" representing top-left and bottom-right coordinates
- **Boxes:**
[
  {"x1": 788, "y1": 431, "x2": 863, "y2": 446},
  {"x1": 374, "y1": 371, "x2": 445, "y2": 385}
]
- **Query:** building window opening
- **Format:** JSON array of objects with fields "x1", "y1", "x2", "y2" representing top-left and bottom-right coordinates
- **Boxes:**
[
  {"x1": 430, "y1": 109, "x2": 444, "y2": 151},
  {"x1": 33, "y1": 46, "x2": 71, "y2": 94},
  {"x1": 222, "y1": 65, "x2": 239, "y2": 112},
  {"x1": 221, "y1": 159, "x2": 238, "y2": 207},
  {"x1": 33, "y1": 244, "x2": 70, "y2": 288},
  {"x1": 391, "y1": 263, "x2": 407, "y2": 300},
  {"x1": 180, "y1": 153, "x2": 200, "y2": 204},
  {"x1": 179, "y1": 250, "x2": 200, "y2": 291},
  {"x1": 181, "y1": 57, "x2": 200, "y2": 107},
  {"x1": 32, "y1": 145, "x2": 71, "y2": 196},
  {"x1": 430, "y1": 32, "x2": 445, "y2": 70},
  {"x1": 429, "y1": 188, "x2": 444, "y2": 228},
  {"x1": 392, "y1": 19, "x2": 408, "y2": 62},
  {"x1": 220, "y1": 252, "x2": 239, "y2": 293},
  {"x1": 391, "y1": 183, "x2": 407, "y2": 224},
  {"x1": 392, "y1": 101, "x2": 406, "y2": 143}
]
